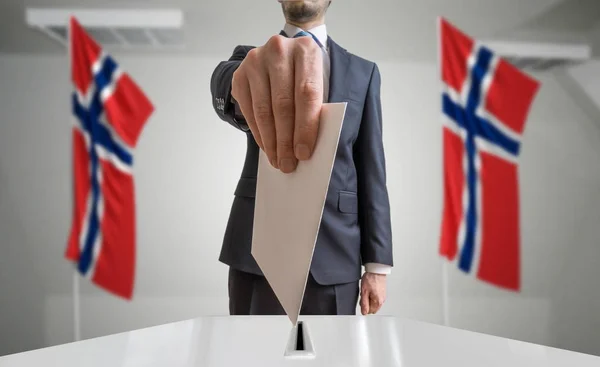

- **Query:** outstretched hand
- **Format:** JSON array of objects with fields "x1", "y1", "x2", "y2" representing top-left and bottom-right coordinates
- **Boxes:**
[{"x1": 231, "y1": 34, "x2": 324, "y2": 174}]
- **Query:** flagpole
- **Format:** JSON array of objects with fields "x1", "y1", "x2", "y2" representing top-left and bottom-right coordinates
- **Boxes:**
[
  {"x1": 73, "y1": 271, "x2": 81, "y2": 341},
  {"x1": 441, "y1": 260, "x2": 450, "y2": 327}
]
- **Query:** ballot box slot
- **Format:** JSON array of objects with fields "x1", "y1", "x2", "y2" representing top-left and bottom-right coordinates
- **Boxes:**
[
  {"x1": 284, "y1": 321, "x2": 315, "y2": 359},
  {"x1": 296, "y1": 322, "x2": 305, "y2": 351}
]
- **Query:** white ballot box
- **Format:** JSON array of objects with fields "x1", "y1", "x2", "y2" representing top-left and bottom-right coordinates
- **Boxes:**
[{"x1": 0, "y1": 316, "x2": 598, "y2": 367}]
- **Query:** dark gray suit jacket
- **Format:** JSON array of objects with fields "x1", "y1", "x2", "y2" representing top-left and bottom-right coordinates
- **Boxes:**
[{"x1": 210, "y1": 36, "x2": 393, "y2": 286}]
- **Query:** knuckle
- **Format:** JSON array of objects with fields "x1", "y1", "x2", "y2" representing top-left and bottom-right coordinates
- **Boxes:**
[
  {"x1": 231, "y1": 71, "x2": 242, "y2": 93},
  {"x1": 269, "y1": 60, "x2": 287, "y2": 75},
  {"x1": 266, "y1": 35, "x2": 287, "y2": 55},
  {"x1": 276, "y1": 110, "x2": 295, "y2": 124},
  {"x1": 254, "y1": 104, "x2": 273, "y2": 123},
  {"x1": 298, "y1": 81, "x2": 321, "y2": 101},
  {"x1": 296, "y1": 36, "x2": 314, "y2": 48},
  {"x1": 277, "y1": 138, "x2": 294, "y2": 151},
  {"x1": 272, "y1": 94, "x2": 294, "y2": 113},
  {"x1": 296, "y1": 39, "x2": 319, "y2": 56},
  {"x1": 245, "y1": 48, "x2": 260, "y2": 65},
  {"x1": 263, "y1": 136, "x2": 277, "y2": 151},
  {"x1": 233, "y1": 66, "x2": 243, "y2": 77}
]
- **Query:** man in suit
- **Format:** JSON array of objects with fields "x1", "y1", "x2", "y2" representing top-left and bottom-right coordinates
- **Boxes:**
[{"x1": 210, "y1": 0, "x2": 393, "y2": 316}]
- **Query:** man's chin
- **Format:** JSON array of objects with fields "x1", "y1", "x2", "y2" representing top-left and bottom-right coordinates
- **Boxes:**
[{"x1": 283, "y1": 6, "x2": 319, "y2": 21}]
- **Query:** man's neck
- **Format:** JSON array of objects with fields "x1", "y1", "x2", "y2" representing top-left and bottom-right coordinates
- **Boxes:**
[{"x1": 286, "y1": 18, "x2": 325, "y2": 31}]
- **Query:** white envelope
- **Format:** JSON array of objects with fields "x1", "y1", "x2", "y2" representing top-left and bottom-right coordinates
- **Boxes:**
[{"x1": 251, "y1": 102, "x2": 347, "y2": 325}]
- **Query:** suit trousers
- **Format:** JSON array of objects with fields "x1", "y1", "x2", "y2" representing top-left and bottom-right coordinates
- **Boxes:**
[{"x1": 228, "y1": 267, "x2": 359, "y2": 315}]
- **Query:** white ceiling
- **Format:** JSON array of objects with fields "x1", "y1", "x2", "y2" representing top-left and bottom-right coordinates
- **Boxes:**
[{"x1": 1, "y1": 0, "x2": 599, "y2": 62}]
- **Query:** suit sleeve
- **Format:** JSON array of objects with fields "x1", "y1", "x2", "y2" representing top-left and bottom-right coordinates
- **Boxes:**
[
  {"x1": 210, "y1": 45, "x2": 254, "y2": 132},
  {"x1": 355, "y1": 63, "x2": 394, "y2": 267}
]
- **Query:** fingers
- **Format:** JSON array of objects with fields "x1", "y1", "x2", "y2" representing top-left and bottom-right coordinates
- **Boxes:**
[
  {"x1": 362, "y1": 292, "x2": 383, "y2": 315},
  {"x1": 266, "y1": 36, "x2": 297, "y2": 173},
  {"x1": 235, "y1": 35, "x2": 323, "y2": 172},
  {"x1": 360, "y1": 285, "x2": 370, "y2": 315},
  {"x1": 369, "y1": 294, "x2": 383, "y2": 314},
  {"x1": 360, "y1": 279, "x2": 371, "y2": 316},
  {"x1": 293, "y1": 37, "x2": 322, "y2": 161}
]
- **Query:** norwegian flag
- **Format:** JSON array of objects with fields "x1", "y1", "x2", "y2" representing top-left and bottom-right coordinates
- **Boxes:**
[
  {"x1": 438, "y1": 17, "x2": 540, "y2": 291},
  {"x1": 65, "y1": 17, "x2": 153, "y2": 299}
]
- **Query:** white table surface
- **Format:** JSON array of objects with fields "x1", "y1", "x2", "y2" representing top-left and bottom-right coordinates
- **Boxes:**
[{"x1": 0, "y1": 316, "x2": 598, "y2": 366}]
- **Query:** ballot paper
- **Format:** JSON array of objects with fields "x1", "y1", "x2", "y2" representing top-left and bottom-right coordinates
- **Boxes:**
[{"x1": 251, "y1": 102, "x2": 347, "y2": 325}]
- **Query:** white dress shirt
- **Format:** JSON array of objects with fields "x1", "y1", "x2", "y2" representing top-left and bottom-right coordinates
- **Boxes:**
[{"x1": 282, "y1": 23, "x2": 391, "y2": 276}]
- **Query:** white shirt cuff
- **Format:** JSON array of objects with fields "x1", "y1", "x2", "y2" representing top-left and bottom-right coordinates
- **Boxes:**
[{"x1": 364, "y1": 263, "x2": 392, "y2": 275}]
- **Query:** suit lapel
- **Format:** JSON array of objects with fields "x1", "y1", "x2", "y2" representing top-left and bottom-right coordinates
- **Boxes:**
[{"x1": 327, "y1": 37, "x2": 351, "y2": 103}]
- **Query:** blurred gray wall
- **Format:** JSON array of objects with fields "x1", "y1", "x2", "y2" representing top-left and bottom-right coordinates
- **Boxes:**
[{"x1": 0, "y1": 52, "x2": 599, "y2": 357}]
